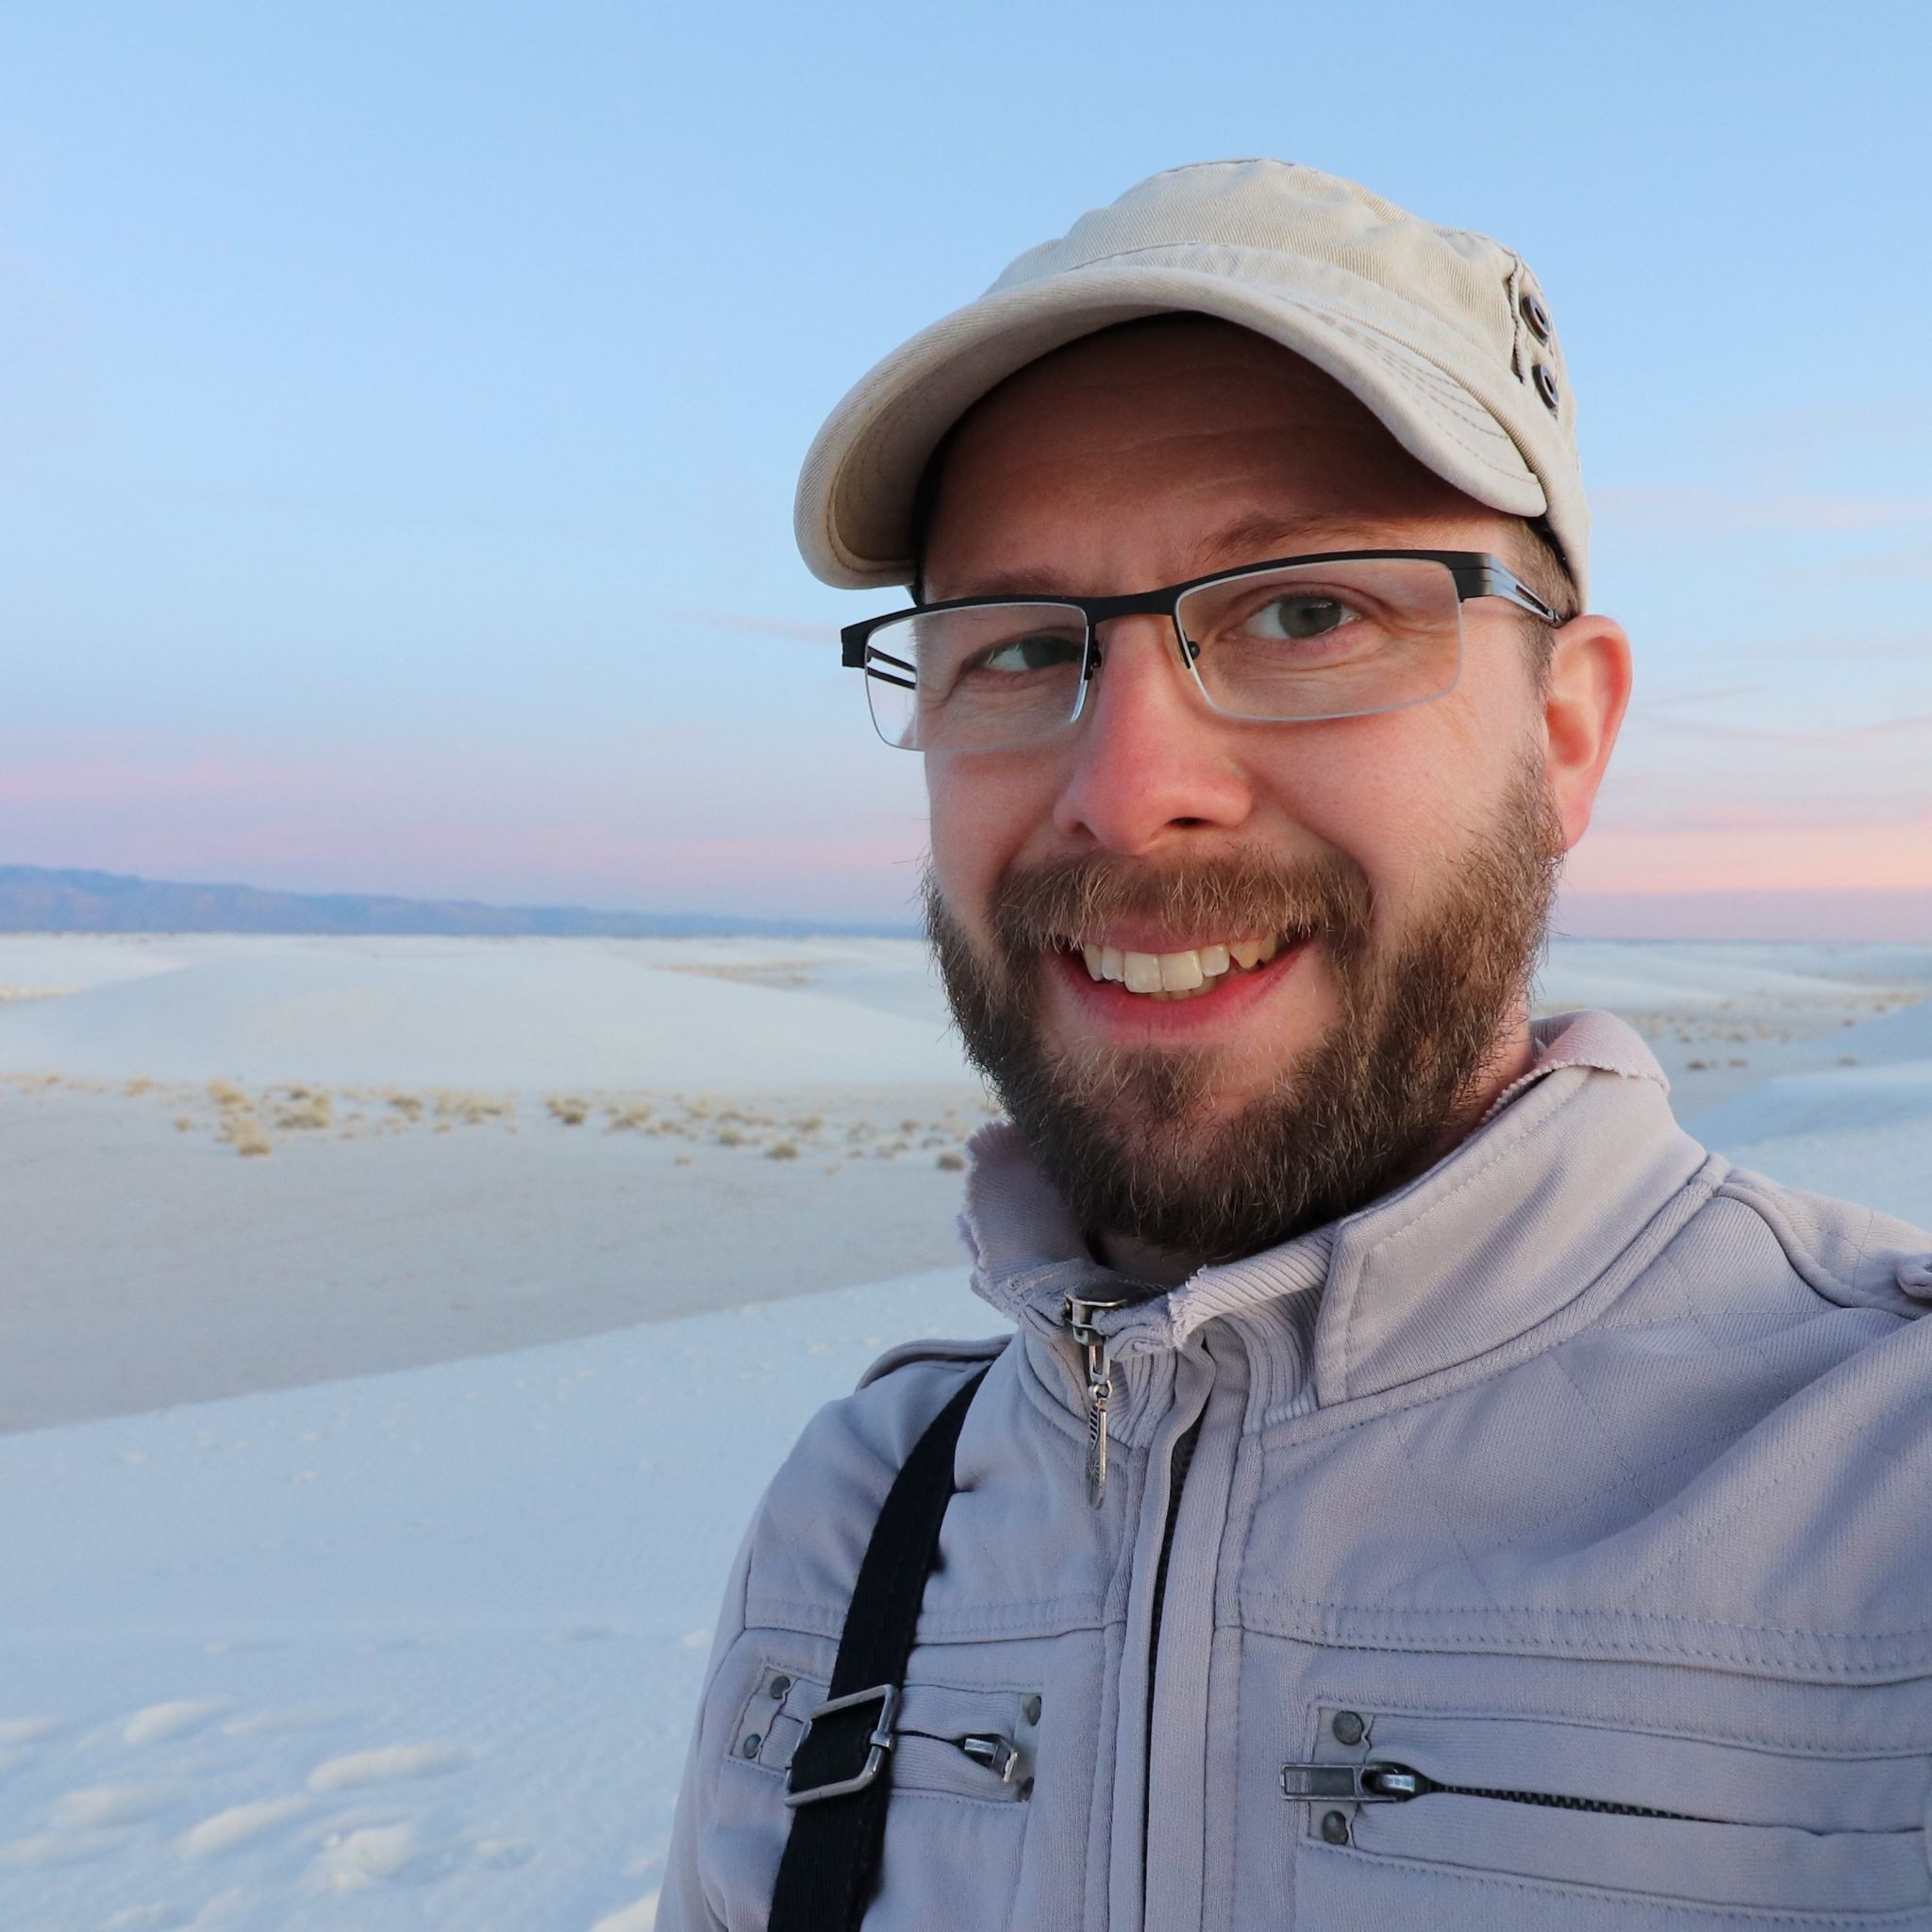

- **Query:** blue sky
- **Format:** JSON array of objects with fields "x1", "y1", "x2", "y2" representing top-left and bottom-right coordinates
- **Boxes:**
[{"x1": 2, "y1": 0, "x2": 1929, "y2": 924}]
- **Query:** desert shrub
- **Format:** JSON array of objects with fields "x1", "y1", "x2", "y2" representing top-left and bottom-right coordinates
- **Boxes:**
[
  {"x1": 274, "y1": 1090, "x2": 333, "y2": 1131},
  {"x1": 219, "y1": 1108, "x2": 272, "y2": 1157}
]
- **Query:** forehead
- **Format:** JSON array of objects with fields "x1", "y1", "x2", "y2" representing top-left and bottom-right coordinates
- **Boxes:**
[{"x1": 924, "y1": 316, "x2": 1506, "y2": 598}]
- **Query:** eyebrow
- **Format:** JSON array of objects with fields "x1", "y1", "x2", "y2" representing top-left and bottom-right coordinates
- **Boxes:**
[{"x1": 942, "y1": 509, "x2": 1400, "y2": 601}]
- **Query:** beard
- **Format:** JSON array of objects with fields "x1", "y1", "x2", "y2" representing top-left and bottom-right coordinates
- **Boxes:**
[{"x1": 925, "y1": 756, "x2": 1564, "y2": 1267}]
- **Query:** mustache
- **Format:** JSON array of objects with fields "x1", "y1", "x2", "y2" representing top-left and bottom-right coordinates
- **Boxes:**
[{"x1": 947, "y1": 848, "x2": 1376, "y2": 968}]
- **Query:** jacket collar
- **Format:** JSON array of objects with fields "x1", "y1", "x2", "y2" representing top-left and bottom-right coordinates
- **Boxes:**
[{"x1": 960, "y1": 1010, "x2": 1708, "y2": 1409}]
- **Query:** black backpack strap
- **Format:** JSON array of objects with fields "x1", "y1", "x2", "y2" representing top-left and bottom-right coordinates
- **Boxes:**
[{"x1": 767, "y1": 1363, "x2": 989, "y2": 1932}]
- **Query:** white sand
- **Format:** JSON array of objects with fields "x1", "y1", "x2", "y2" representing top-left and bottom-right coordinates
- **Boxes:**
[
  {"x1": 0, "y1": 1270, "x2": 1001, "y2": 1931},
  {"x1": 0, "y1": 935, "x2": 967, "y2": 1090},
  {"x1": 6, "y1": 932, "x2": 1932, "y2": 1927}
]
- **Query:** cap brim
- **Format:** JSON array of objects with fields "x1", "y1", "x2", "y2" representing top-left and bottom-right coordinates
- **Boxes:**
[{"x1": 794, "y1": 264, "x2": 1550, "y2": 591}]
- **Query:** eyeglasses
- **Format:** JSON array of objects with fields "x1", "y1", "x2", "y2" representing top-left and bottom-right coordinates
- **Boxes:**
[{"x1": 840, "y1": 549, "x2": 1561, "y2": 752}]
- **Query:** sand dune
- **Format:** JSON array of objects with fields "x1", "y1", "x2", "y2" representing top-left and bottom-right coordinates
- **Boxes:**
[{"x1": 0, "y1": 936, "x2": 969, "y2": 1089}]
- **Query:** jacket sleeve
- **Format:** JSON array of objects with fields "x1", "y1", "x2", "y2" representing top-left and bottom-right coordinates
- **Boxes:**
[{"x1": 655, "y1": 1509, "x2": 758, "y2": 1932}]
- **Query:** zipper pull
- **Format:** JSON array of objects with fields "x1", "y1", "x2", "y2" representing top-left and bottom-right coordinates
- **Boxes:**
[
  {"x1": 1279, "y1": 1762, "x2": 1425, "y2": 1803},
  {"x1": 956, "y1": 1733, "x2": 1022, "y2": 1783},
  {"x1": 1063, "y1": 1294, "x2": 1129, "y2": 1509}
]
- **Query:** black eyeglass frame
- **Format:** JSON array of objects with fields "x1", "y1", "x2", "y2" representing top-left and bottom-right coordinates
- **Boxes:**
[{"x1": 840, "y1": 549, "x2": 1562, "y2": 715}]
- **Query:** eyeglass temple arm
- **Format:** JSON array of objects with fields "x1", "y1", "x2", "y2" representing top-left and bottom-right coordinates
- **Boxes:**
[{"x1": 1447, "y1": 559, "x2": 1563, "y2": 626}]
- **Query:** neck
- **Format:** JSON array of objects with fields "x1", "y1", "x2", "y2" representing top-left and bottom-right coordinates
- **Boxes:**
[{"x1": 1092, "y1": 1007, "x2": 1540, "y2": 1288}]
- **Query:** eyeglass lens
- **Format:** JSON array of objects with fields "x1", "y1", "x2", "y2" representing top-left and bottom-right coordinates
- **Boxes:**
[{"x1": 862, "y1": 558, "x2": 1463, "y2": 751}]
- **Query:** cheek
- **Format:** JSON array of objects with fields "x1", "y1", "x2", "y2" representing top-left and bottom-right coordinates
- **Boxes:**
[
  {"x1": 924, "y1": 753, "x2": 1060, "y2": 924},
  {"x1": 1248, "y1": 717, "x2": 1495, "y2": 910}
]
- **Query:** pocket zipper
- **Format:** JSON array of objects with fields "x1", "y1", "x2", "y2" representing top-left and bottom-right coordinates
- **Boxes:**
[
  {"x1": 954, "y1": 1733, "x2": 1024, "y2": 1784},
  {"x1": 899, "y1": 1727, "x2": 1029, "y2": 1791},
  {"x1": 1281, "y1": 1761, "x2": 1710, "y2": 1824}
]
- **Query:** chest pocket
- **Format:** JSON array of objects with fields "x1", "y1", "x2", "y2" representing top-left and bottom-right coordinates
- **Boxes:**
[
  {"x1": 1289, "y1": 1706, "x2": 1932, "y2": 1927},
  {"x1": 712, "y1": 1661, "x2": 1039, "y2": 1931}
]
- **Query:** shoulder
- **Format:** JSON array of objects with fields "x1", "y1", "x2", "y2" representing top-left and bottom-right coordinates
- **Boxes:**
[
  {"x1": 1685, "y1": 1163, "x2": 1932, "y2": 1319},
  {"x1": 740, "y1": 1332, "x2": 1013, "y2": 1641}
]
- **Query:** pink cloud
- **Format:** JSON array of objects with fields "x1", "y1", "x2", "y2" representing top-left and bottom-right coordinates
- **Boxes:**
[{"x1": 1569, "y1": 812, "x2": 1932, "y2": 895}]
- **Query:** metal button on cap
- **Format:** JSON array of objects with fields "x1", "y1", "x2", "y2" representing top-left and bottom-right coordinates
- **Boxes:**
[
  {"x1": 1533, "y1": 363, "x2": 1560, "y2": 411},
  {"x1": 1023, "y1": 1694, "x2": 1042, "y2": 1724},
  {"x1": 1321, "y1": 1810, "x2": 1351, "y2": 1845},
  {"x1": 1521, "y1": 290, "x2": 1553, "y2": 341},
  {"x1": 742, "y1": 1733, "x2": 762, "y2": 1758},
  {"x1": 769, "y1": 1674, "x2": 791, "y2": 1699},
  {"x1": 1330, "y1": 1710, "x2": 1365, "y2": 1746}
]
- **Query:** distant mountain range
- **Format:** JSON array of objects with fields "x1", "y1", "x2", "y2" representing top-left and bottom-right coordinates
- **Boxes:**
[
  {"x1": 0, "y1": 865, "x2": 916, "y2": 939},
  {"x1": 7, "y1": 863, "x2": 1930, "y2": 944}
]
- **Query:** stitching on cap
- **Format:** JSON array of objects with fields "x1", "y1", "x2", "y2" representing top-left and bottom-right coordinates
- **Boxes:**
[{"x1": 1317, "y1": 312, "x2": 1538, "y2": 483}]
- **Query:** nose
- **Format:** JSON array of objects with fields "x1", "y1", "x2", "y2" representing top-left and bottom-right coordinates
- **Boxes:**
[{"x1": 1051, "y1": 615, "x2": 1255, "y2": 854}]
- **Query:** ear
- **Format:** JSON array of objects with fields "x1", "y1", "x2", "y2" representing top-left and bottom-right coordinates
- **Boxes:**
[{"x1": 1541, "y1": 614, "x2": 1632, "y2": 852}]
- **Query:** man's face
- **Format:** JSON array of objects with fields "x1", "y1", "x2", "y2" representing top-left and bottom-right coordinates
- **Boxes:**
[{"x1": 920, "y1": 318, "x2": 1622, "y2": 1268}]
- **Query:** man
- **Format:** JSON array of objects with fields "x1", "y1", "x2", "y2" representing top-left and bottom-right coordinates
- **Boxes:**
[{"x1": 660, "y1": 161, "x2": 1932, "y2": 1929}]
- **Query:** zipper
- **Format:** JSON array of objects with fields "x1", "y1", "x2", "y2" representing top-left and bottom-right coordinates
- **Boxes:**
[
  {"x1": 894, "y1": 1727, "x2": 1028, "y2": 1790},
  {"x1": 1145, "y1": 1416, "x2": 1203, "y2": 1676},
  {"x1": 1281, "y1": 1760, "x2": 1710, "y2": 1824},
  {"x1": 1062, "y1": 1294, "x2": 1132, "y2": 1507},
  {"x1": 955, "y1": 1733, "x2": 1024, "y2": 1784},
  {"x1": 1141, "y1": 1409, "x2": 1204, "y2": 1891}
]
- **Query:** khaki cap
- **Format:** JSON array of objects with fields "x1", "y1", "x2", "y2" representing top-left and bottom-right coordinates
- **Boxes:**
[{"x1": 794, "y1": 158, "x2": 1588, "y2": 604}]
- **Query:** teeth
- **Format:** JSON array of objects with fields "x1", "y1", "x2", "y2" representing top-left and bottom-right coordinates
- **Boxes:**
[
  {"x1": 1070, "y1": 934, "x2": 1292, "y2": 998},
  {"x1": 1158, "y1": 950, "x2": 1204, "y2": 992}
]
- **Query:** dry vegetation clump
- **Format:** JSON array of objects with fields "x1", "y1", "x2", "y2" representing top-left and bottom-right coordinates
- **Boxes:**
[
  {"x1": 125, "y1": 1076, "x2": 154, "y2": 1098},
  {"x1": 546, "y1": 1095, "x2": 591, "y2": 1126},
  {"x1": 204, "y1": 1078, "x2": 273, "y2": 1155},
  {"x1": 789, "y1": 1113, "x2": 824, "y2": 1138},
  {"x1": 437, "y1": 1090, "x2": 513, "y2": 1126},
  {"x1": 766, "y1": 1140, "x2": 799, "y2": 1160},
  {"x1": 606, "y1": 1103, "x2": 655, "y2": 1132},
  {"x1": 218, "y1": 1107, "x2": 272, "y2": 1157},
  {"x1": 272, "y1": 1086, "x2": 334, "y2": 1131},
  {"x1": 387, "y1": 1091, "x2": 425, "y2": 1121},
  {"x1": 936, "y1": 1151, "x2": 967, "y2": 1172},
  {"x1": 716, "y1": 1126, "x2": 746, "y2": 1147}
]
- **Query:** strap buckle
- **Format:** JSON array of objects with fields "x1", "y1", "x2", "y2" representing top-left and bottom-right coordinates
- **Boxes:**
[{"x1": 783, "y1": 1684, "x2": 901, "y2": 1807}]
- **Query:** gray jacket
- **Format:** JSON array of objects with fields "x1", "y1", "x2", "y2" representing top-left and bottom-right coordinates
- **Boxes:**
[{"x1": 659, "y1": 1012, "x2": 1932, "y2": 1929}]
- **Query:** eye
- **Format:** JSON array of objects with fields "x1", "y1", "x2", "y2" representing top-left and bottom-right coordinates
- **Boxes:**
[
  {"x1": 1241, "y1": 591, "x2": 1361, "y2": 641},
  {"x1": 973, "y1": 632, "x2": 1084, "y2": 675}
]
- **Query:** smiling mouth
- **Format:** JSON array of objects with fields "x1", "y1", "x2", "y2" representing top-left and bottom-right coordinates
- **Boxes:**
[{"x1": 1059, "y1": 933, "x2": 1301, "y2": 1002}]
